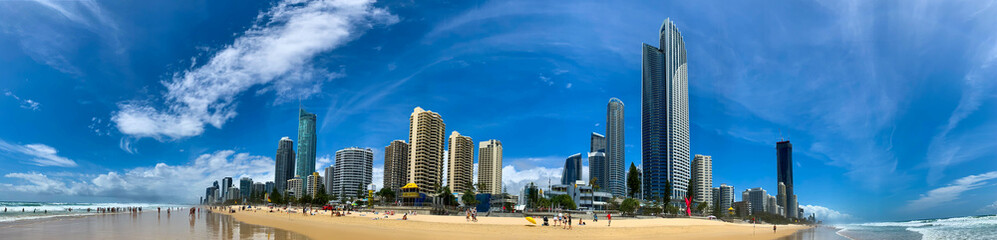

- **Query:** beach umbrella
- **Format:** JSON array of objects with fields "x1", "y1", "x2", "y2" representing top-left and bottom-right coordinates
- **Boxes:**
[{"x1": 525, "y1": 216, "x2": 537, "y2": 224}]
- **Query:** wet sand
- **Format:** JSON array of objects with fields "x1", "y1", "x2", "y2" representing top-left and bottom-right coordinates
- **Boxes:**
[
  {"x1": 222, "y1": 207, "x2": 809, "y2": 240},
  {"x1": 0, "y1": 209, "x2": 306, "y2": 239}
]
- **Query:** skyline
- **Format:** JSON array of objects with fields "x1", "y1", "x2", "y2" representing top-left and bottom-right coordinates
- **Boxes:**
[{"x1": 2, "y1": 0, "x2": 997, "y2": 223}]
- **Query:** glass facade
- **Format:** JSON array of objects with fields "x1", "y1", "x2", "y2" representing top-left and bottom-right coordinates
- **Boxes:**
[
  {"x1": 275, "y1": 137, "x2": 295, "y2": 194},
  {"x1": 562, "y1": 153, "x2": 582, "y2": 185},
  {"x1": 642, "y1": 18, "x2": 690, "y2": 201},
  {"x1": 295, "y1": 108, "x2": 317, "y2": 179}
]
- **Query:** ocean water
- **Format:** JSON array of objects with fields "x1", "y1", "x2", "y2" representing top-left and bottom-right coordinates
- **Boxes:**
[
  {"x1": 836, "y1": 215, "x2": 997, "y2": 240},
  {"x1": 0, "y1": 201, "x2": 189, "y2": 223}
]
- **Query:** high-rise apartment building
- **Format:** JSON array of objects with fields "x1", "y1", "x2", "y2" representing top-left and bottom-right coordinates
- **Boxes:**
[
  {"x1": 324, "y1": 166, "x2": 335, "y2": 195},
  {"x1": 642, "y1": 18, "x2": 690, "y2": 201},
  {"x1": 239, "y1": 177, "x2": 253, "y2": 199},
  {"x1": 264, "y1": 181, "x2": 274, "y2": 194},
  {"x1": 286, "y1": 178, "x2": 303, "y2": 198},
  {"x1": 478, "y1": 139, "x2": 503, "y2": 194},
  {"x1": 719, "y1": 184, "x2": 734, "y2": 214},
  {"x1": 691, "y1": 154, "x2": 713, "y2": 205},
  {"x1": 296, "y1": 108, "x2": 317, "y2": 178},
  {"x1": 274, "y1": 137, "x2": 295, "y2": 194},
  {"x1": 408, "y1": 107, "x2": 446, "y2": 196},
  {"x1": 590, "y1": 132, "x2": 605, "y2": 153},
  {"x1": 588, "y1": 151, "x2": 606, "y2": 190},
  {"x1": 744, "y1": 187, "x2": 768, "y2": 214},
  {"x1": 606, "y1": 98, "x2": 626, "y2": 197},
  {"x1": 330, "y1": 147, "x2": 373, "y2": 198},
  {"x1": 252, "y1": 182, "x2": 265, "y2": 197},
  {"x1": 447, "y1": 131, "x2": 474, "y2": 193},
  {"x1": 777, "y1": 182, "x2": 787, "y2": 217},
  {"x1": 562, "y1": 153, "x2": 582, "y2": 185},
  {"x1": 383, "y1": 140, "x2": 409, "y2": 194},
  {"x1": 777, "y1": 140, "x2": 797, "y2": 218},
  {"x1": 221, "y1": 177, "x2": 233, "y2": 200},
  {"x1": 306, "y1": 172, "x2": 322, "y2": 198}
]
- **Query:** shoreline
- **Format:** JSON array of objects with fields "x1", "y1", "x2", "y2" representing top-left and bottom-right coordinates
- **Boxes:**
[{"x1": 217, "y1": 206, "x2": 809, "y2": 240}]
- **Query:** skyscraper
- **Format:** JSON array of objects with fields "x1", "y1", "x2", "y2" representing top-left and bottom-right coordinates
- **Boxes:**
[
  {"x1": 590, "y1": 132, "x2": 605, "y2": 153},
  {"x1": 691, "y1": 154, "x2": 713, "y2": 205},
  {"x1": 777, "y1": 182, "x2": 787, "y2": 217},
  {"x1": 265, "y1": 181, "x2": 274, "y2": 194},
  {"x1": 330, "y1": 147, "x2": 373, "y2": 197},
  {"x1": 561, "y1": 153, "x2": 583, "y2": 185},
  {"x1": 296, "y1": 108, "x2": 317, "y2": 179},
  {"x1": 275, "y1": 137, "x2": 295, "y2": 194},
  {"x1": 383, "y1": 140, "x2": 409, "y2": 194},
  {"x1": 478, "y1": 139, "x2": 503, "y2": 194},
  {"x1": 642, "y1": 18, "x2": 690, "y2": 201},
  {"x1": 777, "y1": 140, "x2": 797, "y2": 218},
  {"x1": 253, "y1": 182, "x2": 265, "y2": 197},
  {"x1": 606, "y1": 98, "x2": 625, "y2": 197},
  {"x1": 221, "y1": 177, "x2": 233, "y2": 200},
  {"x1": 239, "y1": 177, "x2": 253, "y2": 199},
  {"x1": 408, "y1": 107, "x2": 446, "y2": 195},
  {"x1": 324, "y1": 166, "x2": 335, "y2": 195},
  {"x1": 447, "y1": 131, "x2": 474, "y2": 193},
  {"x1": 286, "y1": 178, "x2": 303, "y2": 198},
  {"x1": 588, "y1": 151, "x2": 606, "y2": 190}
]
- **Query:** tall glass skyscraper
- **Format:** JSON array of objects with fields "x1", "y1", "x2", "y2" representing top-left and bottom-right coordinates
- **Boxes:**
[
  {"x1": 606, "y1": 98, "x2": 625, "y2": 197},
  {"x1": 275, "y1": 137, "x2": 295, "y2": 194},
  {"x1": 562, "y1": 153, "x2": 582, "y2": 185},
  {"x1": 590, "y1": 132, "x2": 605, "y2": 153},
  {"x1": 777, "y1": 140, "x2": 797, "y2": 218},
  {"x1": 295, "y1": 108, "x2": 317, "y2": 178},
  {"x1": 642, "y1": 18, "x2": 690, "y2": 201}
]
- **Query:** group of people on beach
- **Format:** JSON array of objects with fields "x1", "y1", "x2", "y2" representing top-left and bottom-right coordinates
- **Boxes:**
[{"x1": 465, "y1": 207, "x2": 478, "y2": 222}]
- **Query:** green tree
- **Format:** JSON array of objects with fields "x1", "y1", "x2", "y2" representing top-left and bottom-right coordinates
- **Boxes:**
[
  {"x1": 525, "y1": 183, "x2": 539, "y2": 208},
  {"x1": 551, "y1": 194, "x2": 576, "y2": 210},
  {"x1": 687, "y1": 175, "x2": 695, "y2": 201},
  {"x1": 696, "y1": 201, "x2": 709, "y2": 215},
  {"x1": 377, "y1": 187, "x2": 396, "y2": 205},
  {"x1": 663, "y1": 180, "x2": 672, "y2": 205},
  {"x1": 461, "y1": 189, "x2": 479, "y2": 206},
  {"x1": 620, "y1": 198, "x2": 639, "y2": 216},
  {"x1": 269, "y1": 187, "x2": 283, "y2": 204},
  {"x1": 627, "y1": 163, "x2": 641, "y2": 198},
  {"x1": 298, "y1": 194, "x2": 313, "y2": 206},
  {"x1": 589, "y1": 177, "x2": 600, "y2": 191},
  {"x1": 313, "y1": 183, "x2": 329, "y2": 205}
]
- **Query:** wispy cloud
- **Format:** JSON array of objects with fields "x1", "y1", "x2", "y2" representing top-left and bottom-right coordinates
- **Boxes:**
[
  {"x1": 502, "y1": 165, "x2": 562, "y2": 194},
  {"x1": 0, "y1": 0, "x2": 118, "y2": 74},
  {"x1": 2, "y1": 150, "x2": 272, "y2": 203},
  {"x1": 3, "y1": 91, "x2": 41, "y2": 111},
  {"x1": 0, "y1": 139, "x2": 77, "y2": 167},
  {"x1": 904, "y1": 171, "x2": 997, "y2": 212},
  {"x1": 926, "y1": 39, "x2": 997, "y2": 183},
  {"x1": 111, "y1": 0, "x2": 398, "y2": 140},
  {"x1": 979, "y1": 201, "x2": 997, "y2": 214}
]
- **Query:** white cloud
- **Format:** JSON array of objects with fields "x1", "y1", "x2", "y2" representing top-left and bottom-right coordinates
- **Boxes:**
[
  {"x1": 565, "y1": 83, "x2": 572, "y2": 89},
  {"x1": 316, "y1": 154, "x2": 333, "y2": 172},
  {"x1": 904, "y1": 171, "x2": 997, "y2": 212},
  {"x1": 0, "y1": 139, "x2": 77, "y2": 167},
  {"x1": 800, "y1": 205, "x2": 852, "y2": 222},
  {"x1": 502, "y1": 165, "x2": 563, "y2": 194},
  {"x1": 371, "y1": 166, "x2": 383, "y2": 190},
  {"x1": 3, "y1": 150, "x2": 274, "y2": 203},
  {"x1": 111, "y1": 0, "x2": 398, "y2": 140},
  {"x1": 4, "y1": 91, "x2": 41, "y2": 111},
  {"x1": 979, "y1": 201, "x2": 997, "y2": 214}
]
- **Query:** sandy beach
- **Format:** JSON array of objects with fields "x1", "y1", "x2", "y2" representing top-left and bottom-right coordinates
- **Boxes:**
[{"x1": 220, "y1": 207, "x2": 809, "y2": 240}]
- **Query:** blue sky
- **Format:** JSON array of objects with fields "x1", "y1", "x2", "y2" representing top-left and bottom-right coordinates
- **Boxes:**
[{"x1": 1, "y1": 0, "x2": 996, "y2": 222}]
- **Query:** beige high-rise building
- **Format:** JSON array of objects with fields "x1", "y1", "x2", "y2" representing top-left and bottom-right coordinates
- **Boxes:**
[
  {"x1": 383, "y1": 140, "x2": 409, "y2": 194},
  {"x1": 306, "y1": 172, "x2": 322, "y2": 198},
  {"x1": 408, "y1": 107, "x2": 446, "y2": 195},
  {"x1": 447, "y1": 131, "x2": 474, "y2": 193},
  {"x1": 477, "y1": 139, "x2": 503, "y2": 194},
  {"x1": 692, "y1": 154, "x2": 713, "y2": 205}
]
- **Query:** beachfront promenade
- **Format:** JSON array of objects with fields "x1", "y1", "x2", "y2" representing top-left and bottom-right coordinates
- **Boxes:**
[{"x1": 217, "y1": 206, "x2": 808, "y2": 240}]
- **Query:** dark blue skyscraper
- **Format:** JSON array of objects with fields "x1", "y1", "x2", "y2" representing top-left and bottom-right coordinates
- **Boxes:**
[
  {"x1": 642, "y1": 18, "x2": 690, "y2": 201},
  {"x1": 777, "y1": 140, "x2": 797, "y2": 218},
  {"x1": 562, "y1": 153, "x2": 582, "y2": 185},
  {"x1": 275, "y1": 137, "x2": 295, "y2": 194},
  {"x1": 295, "y1": 108, "x2": 317, "y2": 178}
]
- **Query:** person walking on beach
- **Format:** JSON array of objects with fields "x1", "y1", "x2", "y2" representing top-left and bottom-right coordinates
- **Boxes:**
[
  {"x1": 567, "y1": 213, "x2": 572, "y2": 230},
  {"x1": 773, "y1": 225, "x2": 777, "y2": 233},
  {"x1": 607, "y1": 213, "x2": 611, "y2": 227}
]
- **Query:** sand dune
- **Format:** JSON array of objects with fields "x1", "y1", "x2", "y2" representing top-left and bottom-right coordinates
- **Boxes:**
[{"x1": 220, "y1": 207, "x2": 807, "y2": 240}]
